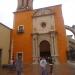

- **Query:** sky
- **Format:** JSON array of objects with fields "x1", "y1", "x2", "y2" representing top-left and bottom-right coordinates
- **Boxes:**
[{"x1": 0, "y1": 0, "x2": 75, "y2": 35}]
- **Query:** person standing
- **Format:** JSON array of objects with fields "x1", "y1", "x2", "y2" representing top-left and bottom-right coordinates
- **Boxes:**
[
  {"x1": 40, "y1": 57, "x2": 48, "y2": 75},
  {"x1": 15, "y1": 55, "x2": 23, "y2": 75}
]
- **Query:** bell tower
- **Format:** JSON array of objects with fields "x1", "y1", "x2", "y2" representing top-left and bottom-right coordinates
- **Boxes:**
[{"x1": 17, "y1": 0, "x2": 33, "y2": 10}]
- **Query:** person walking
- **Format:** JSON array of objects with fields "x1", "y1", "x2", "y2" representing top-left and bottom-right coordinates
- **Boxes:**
[
  {"x1": 15, "y1": 55, "x2": 23, "y2": 75},
  {"x1": 40, "y1": 57, "x2": 48, "y2": 75}
]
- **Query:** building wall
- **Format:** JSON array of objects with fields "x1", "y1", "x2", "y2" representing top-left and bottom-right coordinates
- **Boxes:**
[
  {"x1": 53, "y1": 5, "x2": 67, "y2": 63},
  {"x1": 0, "y1": 23, "x2": 11, "y2": 64},
  {"x1": 33, "y1": 15, "x2": 55, "y2": 33},
  {"x1": 32, "y1": 13, "x2": 58, "y2": 63},
  {"x1": 32, "y1": 5, "x2": 67, "y2": 63},
  {"x1": 13, "y1": 11, "x2": 33, "y2": 64},
  {"x1": 13, "y1": 5, "x2": 67, "y2": 64}
]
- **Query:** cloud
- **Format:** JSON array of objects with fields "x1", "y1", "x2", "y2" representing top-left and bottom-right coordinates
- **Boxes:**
[
  {"x1": 62, "y1": 0, "x2": 75, "y2": 26},
  {"x1": 0, "y1": 0, "x2": 75, "y2": 29},
  {"x1": 0, "y1": 0, "x2": 17, "y2": 28}
]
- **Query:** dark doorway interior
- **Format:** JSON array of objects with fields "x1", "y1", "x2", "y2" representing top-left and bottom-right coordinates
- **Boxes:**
[
  {"x1": 40, "y1": 51, "x2": 50, "y2": 57},
  {"x1": 40, "y1": 40, "x2": 52, "y2": 63}
]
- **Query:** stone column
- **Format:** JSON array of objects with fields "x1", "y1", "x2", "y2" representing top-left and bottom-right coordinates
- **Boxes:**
[
  {"x1": 50, "y1": 31, "x2": 59, "y2": 64},
  {"x1": 32, "y1": 34, "x2": 40, "y2": 75},
  {"x1": 33, "y1": 34, "x2": 39, "y2": 64}
]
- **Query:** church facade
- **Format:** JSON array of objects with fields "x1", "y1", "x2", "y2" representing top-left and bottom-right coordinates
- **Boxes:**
[{"x1": 12, "y1": 0, "x2": 68, "y2": 64}]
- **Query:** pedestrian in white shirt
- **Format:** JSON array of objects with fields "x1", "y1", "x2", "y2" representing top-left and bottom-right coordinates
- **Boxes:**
[{"x1": 40, "y1": 57, "x2": 48, "y2": 75}]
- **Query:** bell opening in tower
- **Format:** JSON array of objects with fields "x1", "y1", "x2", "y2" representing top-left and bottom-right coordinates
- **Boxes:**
[{"x1": 17, "y1": 0, "x2": 33, "y2": 10}]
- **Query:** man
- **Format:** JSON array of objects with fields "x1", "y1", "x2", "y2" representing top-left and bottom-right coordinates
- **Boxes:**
[
  {"x1": 40, "y1": 57, "x2": 48, "y2": 75},
  {"x1": 15, "y1": 55, "x2": 23, "y2": 75}
]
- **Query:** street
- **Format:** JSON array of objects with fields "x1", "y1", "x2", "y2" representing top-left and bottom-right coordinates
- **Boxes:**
[{"x1": 0, "y1": 63, "x2": 75, "y2": 75}]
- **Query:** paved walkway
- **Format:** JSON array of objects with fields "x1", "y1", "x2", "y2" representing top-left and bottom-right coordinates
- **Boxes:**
[
  {"x1": 0, "y1": 63, "x2": 75, "y2": 75},
  {"x1": 53, "y1": 64, "x2": 75, "y2": 75}
]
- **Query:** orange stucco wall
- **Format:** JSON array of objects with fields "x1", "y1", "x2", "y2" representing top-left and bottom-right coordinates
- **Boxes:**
[
  {"x1": 12, "y1": 5, "x2": 67, "y2": 64},
  {"x1": 53, "y1": 5, "x2": 67, "y2": 63},
  {"x1": 13, "y1": 11, "x2": 33, "y2": 64}
]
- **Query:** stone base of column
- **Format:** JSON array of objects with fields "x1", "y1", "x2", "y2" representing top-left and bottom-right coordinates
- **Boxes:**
[{"x1": 52, "y1": 56, "x2": 59, "y2": 64}]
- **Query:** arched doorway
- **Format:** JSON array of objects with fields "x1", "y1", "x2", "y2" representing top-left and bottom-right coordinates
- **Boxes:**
[{"x1": 39, "y1": 40, "x2": 51, "y2": 61}]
